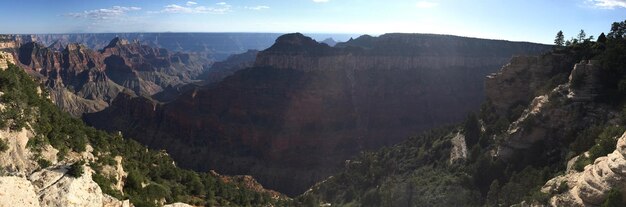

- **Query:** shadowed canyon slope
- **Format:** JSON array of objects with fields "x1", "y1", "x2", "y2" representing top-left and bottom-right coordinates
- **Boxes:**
[{"x1": 84, "y1": 33, "x2": 551, "y2": 195}]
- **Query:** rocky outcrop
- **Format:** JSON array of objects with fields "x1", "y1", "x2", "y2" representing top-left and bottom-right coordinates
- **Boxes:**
[
  {"x1": 568, "y1": 60, "x2": 603, "y2": 102},
  {"x1": 485, "y1": 54, "x2": 576, "y2": 113},
  {"x1": 542, "y1": 131, "x2": 626, "y2": 206},
  {"x1": 85, "y1": 33, "x2": 550, "y2": 195},
  {"x1": 210, "y1": 170, "x2": 286, "y2": 200},
  {"x1": 0, "y1": 126, "x2": 132, "y2": 207},
  {"x1": 494, "y1": 58, "x2": 616, "y2": 164},
  {"x1": 0, "y1": 51, "x2": 15, "y2": 69},
  {"x1": 449, "y1": 132, "x2": 468, "y2": 164}
]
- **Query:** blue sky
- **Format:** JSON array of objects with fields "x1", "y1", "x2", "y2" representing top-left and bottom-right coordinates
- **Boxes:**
[{"x1": 0, "y1": 0, "x2": 625, "y2": 44}]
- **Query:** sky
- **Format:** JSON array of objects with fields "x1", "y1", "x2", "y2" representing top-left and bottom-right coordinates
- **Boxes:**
[{"x1": 0, "y1": 0, "x2": 625, "y2": 44}]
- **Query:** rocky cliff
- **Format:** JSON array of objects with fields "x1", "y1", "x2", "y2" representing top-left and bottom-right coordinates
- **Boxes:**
[
  {"x1": 84, "y1": 33, "x2": 551, "y2": 196},
  {"x1": 15, "y1": 38, "x2": 211, "y2": 116}
]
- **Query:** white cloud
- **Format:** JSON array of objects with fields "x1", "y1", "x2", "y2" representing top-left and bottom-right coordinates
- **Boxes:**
[
  {"x1": 415, "y1": 1, "x2": 438, "y2": 9},
  {"x1": 159, "y1": 2, "x2": 232, "y2": 14},
  {"x1": 587, "y1": 0, "x2": 626, "y2": 9},
  {"x1": 65, "y1": 6, "x2": 141, "y2": 20},
  {"x1": 245, "y1": 5, "x2": 270, "y2": 10},
  {"x1": 186, "y1": 1, "x2": 198, "y2": 6},
  {"x1": 313, "y1": 0, "x2": 330, "y2": 3}
]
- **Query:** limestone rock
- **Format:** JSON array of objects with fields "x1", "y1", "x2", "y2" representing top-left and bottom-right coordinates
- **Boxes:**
[
  {"x1": 542, "y1": 131, "x2": 626, "y2": 206},
  {"x1": 37, "y1": 166, "x2": 103, "y2": 207},
  {"x1": 0, "y1": 176, "x2": 40, "y2": 207},
  {"x1": 449, "y1": 132, "x2": 467, "y2": 164},
  {"x1": 568, "y1": 60, "x2": 602, "y2": 102},
  {"x1": 0, "y1": 127, "x2": 38, "y2": 176},
  {"x1": 163, "y1": 203, "x2": 193, "y2": 207},
  {"x1": 0, "y1": 51, "x2": 15, "y2": 69},
  {"x1": 485, "y1": 54, "x2": 573, "y2": 113},
  {"x1": 102, "y1": 194, "x2": 132, "y2": 207}
]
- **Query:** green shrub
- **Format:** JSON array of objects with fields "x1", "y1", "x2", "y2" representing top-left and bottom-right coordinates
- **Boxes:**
[
  {"x1": 67, "y1": 161, "x2": 85, "y2": 178},
  {"x1": 37, "y1": 158, "x2": 52, "y2": 168},
  {"x1": 0, "y1": 139, "x2": 8, "y2": 152},
  {"x1": 602, "y1": 188, "x2": 625, "y2": 207}
]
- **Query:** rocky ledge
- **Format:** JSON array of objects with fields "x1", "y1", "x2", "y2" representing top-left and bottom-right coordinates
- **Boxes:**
[{"x1": 542, "y1": 131, "x2": 626, "y2": 206}]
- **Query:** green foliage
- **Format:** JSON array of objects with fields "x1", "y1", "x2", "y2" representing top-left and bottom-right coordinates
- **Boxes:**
[
  {"x1": 574, "y1": 126, "x2": 625, "y2": 171},
  {"x1": 556, "y1": 181, "x2": 569, "y2": 194},
  {"x1": 92, "y1": 173, "x2": 124, "y2": 199},
  {"x1": 0, "y1": 138, "x2": 7, "y2": 152},
  {"x1": 37, "y1": 158, "x2": 52, "y2": 168},
  {"x1": 68, "y1": 161, "x2": 85, "y2": 178},
  {"x1": 464, "y1": 113, "x2": 481, "y2": 147},
  {"x1": 602, "y1": 188, "x2": 625, "y2": 207},
  {"x1": 555, "y1": 31, "x2": 565, "y2": 47}
]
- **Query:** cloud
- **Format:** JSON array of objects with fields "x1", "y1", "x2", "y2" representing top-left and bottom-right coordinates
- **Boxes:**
[
  {"x1": 415, "y1": 1, "x2": 438, "y2": 8},
  {"x1": 159, "y1": 2, "x2": 232, "y2": 14},
  {"x1": 186, "y1": 1, "x2": 198, "y2": 6},
  {"x1": 65, "y1": 6, "x2": 141, "y2": 20},
  {"x1": 587, "y1": 0, "x2": 626, "y2": 9},
  {"x1": 313, "y1": 0, "x2": 330, "y2": 3},
  {"x1": 245, "y1": 5, "x2": 270, "y2": 10}
]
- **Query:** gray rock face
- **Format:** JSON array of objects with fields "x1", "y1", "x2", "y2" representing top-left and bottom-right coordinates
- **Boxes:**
[
  {"x1": 484, "y1": 54, "x2": 573, "y2": 113},
  {"x1": 568, "y1": 60, "x2": 603, "y2": 102},
  {"x1": 542, "y1": 131, "x2": 626, "y2": 206}
]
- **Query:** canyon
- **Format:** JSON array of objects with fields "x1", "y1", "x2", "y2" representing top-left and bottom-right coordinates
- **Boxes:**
[{"x1": 84, "y1": 33, "x2": 550, "y2": 195}]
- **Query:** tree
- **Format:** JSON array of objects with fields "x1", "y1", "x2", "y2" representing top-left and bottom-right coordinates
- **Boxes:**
[
  {"x1": 608, "y1": 20, "x2": 626, "y2": 39},
  {"x1": 67, "y1": 161, "x2": 85, "y2": 178},
  {"x1": 464, "y1": 113, "x2": 481, "y2": 147},
  {"x1": 554, "y1": 31, "x2": 565, "y2": 47},
  {"x1": 598, "y1": 33, "x2": 607, "y2": 43},
  {"x1": 578, "y1": 30, "x2": 587, "y2": 42}
]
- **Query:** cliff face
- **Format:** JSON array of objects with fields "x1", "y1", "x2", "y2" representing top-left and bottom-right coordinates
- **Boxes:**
[
  {"x1": 16, "y1": 38, "x2": 211, "y2": 116},
  {"x1": 85, "y1": 33, "x2": 550, "y2": 195}
]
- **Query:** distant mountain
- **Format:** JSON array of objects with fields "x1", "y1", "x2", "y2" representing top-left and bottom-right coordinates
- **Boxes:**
[
  {"x1": 321, "y1": 38, "x2": 338, "y2": 46},
  {"x1": 85, "y1": 33, "x2": 551, "y2": 196},
  {"x1": 15, "y1": 37, "x2": 212, "y2": 116},
  {"x1": 23, "y1": 33, "x2": 283, "y2": 61}
]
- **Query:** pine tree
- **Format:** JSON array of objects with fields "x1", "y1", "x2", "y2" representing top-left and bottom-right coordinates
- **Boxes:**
[
  {"x1": 554, "y1": 30, "x2": 565, "y2": 47},
  {"x1": 578, "y1": 29, "x2": 587, "y2": 42}
]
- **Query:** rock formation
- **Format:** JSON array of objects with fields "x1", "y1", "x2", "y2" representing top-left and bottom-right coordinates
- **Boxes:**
[
  {"x1": 542, "y1": 131, "x2": 626, "y2": 206},
  {"x1": 15, "y1": 38, "x2": 212, "y2": 116},
  {"x1": 85, "y1": 33, "x2": 550, "y2": 195},
  {"x1": 485, "y1": 54, "x2": 576, "y2": 113}
]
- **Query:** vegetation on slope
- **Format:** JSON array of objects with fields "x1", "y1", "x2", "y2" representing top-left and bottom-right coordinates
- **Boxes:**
[
  {"x1": 0, "y1": 63, "x2": 284, "y2": 207},
  {"x1": 299, "y1": 20, "x2": 626, "y2": 206}
]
